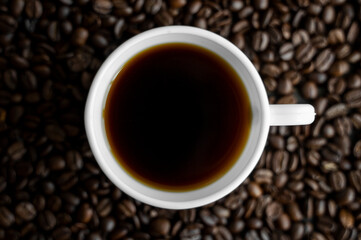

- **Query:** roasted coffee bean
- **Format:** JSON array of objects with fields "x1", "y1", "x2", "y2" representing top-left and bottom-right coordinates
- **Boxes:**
[
  {"x1": 253, "y1": 169, "x2": 272, "y2": 185},
  {"x1": 229, "y1": 219, "x2": 245, "y2": 233},
  {"x1": 335, "y1": 188, "x2": 355, "y2": 206},
  {"x1": 252, "y1": 31, "x2": 269, "y2": 52},
  {"x1": 317, "y1": 216, "x2": 337, "y2": 234},
  {"x1": 287, "y1": 202, "x2": 303, "y2": 221},
  {"x1": 179, "y1": 209, "x2": 196, "y2": 223},
  {"x1": 275, "y1": 172, "x2": 288, "y2": 188},
  {"x1": 96, "y1": 198, "x2": 112, "y2": 217},
  {"x1": 291, "y1": 222, "x2": 304, "y2": 239},
  {"x1": 349, "y1": 171, "x2": 361, "y2": 193},
  {"x1": 10, "y1": 55, "x2": 29, "y2": 69},
  {"x1": 265, "y1": 202, "x2": 282, "y2": 220},
  {"x1": 295, "y1": 43, "x2": 316, "y2": 64},
  {"x1": 117, "y1": 199, "x2": 136, "y2": 217},
  {"x1": 325, "y1": 103, "x2": 348, "y2": 120},
  {"x1": 179, "y1": 223, "x2": 202, "y2": 239},
  {"x1": 45, "y1": 124, "x2": 66, "y2": 142},
  {"x1": 277, "y1": 213, "x2": 291, "y2": 231},
  {"x1": 339, "y1": 209, "x2": 354, "y2": 228},
  {"x1": 352, "y1": 140, "x2": 361, "y2": 157},
  {"x1": 328, "y1": 29, "x2": 345, "y2": 45},
  {"x1": 330, "y1": 61, "x2": 350, "y2": 77},
  {"x1": 0, "y1": 15, "x2": 18, "y2": 33},
  {"x1": 67, "y1": 51, "x2": 92, "y2": 72},
  {"x1": 279, "y1": 42, "x2": 294, "y2": 61},
  {"x1": 38, "y1": 210, "x2": 56, "y2": 231},
  {"x1": 0, "y1": 207, "x2": 15, "y2": 227},
  {"x1": 77, "y1": 203, "x2": 93, "y2": 223},
  {"x1": 25, "y1": 0, "x2": 43, "y2": 19},
  {"x1": 48, "y1": 156, "x2": 65, "y2": 171},
  {"x1": 52, "y1": 226, "x2": 72, "y2": 240},
  {"x1": 302, "y1": 81, "x2": 318, "y2": 99},
  {"x1": 272, "y1": 150, "x2": 289, "y2": 174},
  {"x1": 154, "y1": 10, "x2": 173, "y2": 26},
  {"x1": 93, "y1": 0, "x2": 113, "y2": 14},
  {"x1": 66, "y1": 150, "x2": 83, "y2": 171},
  {"x1": 314, "y1": 97, "x2": 328, "y2": 115},
  {"x1": 11, "y1": 0, "x2": 25, "y2": 17},
  {"x1": 247, "y1": 182, "x2": 263, "y2": 198},
  {"x1": 347, "y1": 74, "x2": 361, "y2": 89},
  {"x1": 329, "y1": 171, "x2": 346, "y2": 191},
  {"x1": 15, "y1": 202, "x2": 36, "y2": 221},
  {"x1": 92, "y1": 33, "x2": 109, "y2": 48},
  {"x1": 247, "y1": 218, "x2": 263, "y2": 229},
  {"x1": 306, "y1": 138, "x2": 327, "y2": 150},
  {"x1": 315, "y1": 48, "x2": 335, "y2": 72},
  {"x1": 57, "y1": 172, "x2": 77, "y2": 191},
  {"x1": 71, "y1": 27, "x2": 89, "y2": 46},
  {"x1": 322, "y1": 124, "x2": 335, "y2": 138},
  {"x1": 170, "y1": 0, "x2": 186, "y2": 9},
  {"x1": 277, "y1": 78, "x2": 293, "y2": 95},
  {"x1": 150, "y1": 217, "x2": 171, "y2": 236}
]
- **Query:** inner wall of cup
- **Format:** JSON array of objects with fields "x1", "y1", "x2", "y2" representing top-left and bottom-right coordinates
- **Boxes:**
[{"x1": 95, "y1": 30, "x2": 268, "y2": 204}]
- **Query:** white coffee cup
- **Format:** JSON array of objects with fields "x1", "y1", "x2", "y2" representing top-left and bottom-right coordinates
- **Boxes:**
[{"x1": 85, "y1": 26, "x2": 315, "y2": 209}]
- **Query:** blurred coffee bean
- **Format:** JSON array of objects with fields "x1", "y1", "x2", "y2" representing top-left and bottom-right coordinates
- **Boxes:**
[
  {"x1": 15, "y1": 202, "x2": 36, "y2": 221},
  {"x1": 38, "y1": 210, "x2": 56, "y2": 230},
  {"x1": 247, "y1": 218, "x2": 263, "y2": 229},
  {"x1": 170, "y1": 0, "x2": 186, "y2": 9},
  {"x1": 11, "y1": 0, "x2": 25, "y2": 17},
  {"x1": 349, "y1": 171, "x2": 361, "y2": 193},
  {"x1": 254, "y1": 0, "x2": 268, "y2": 10},
  {"x1": 330, "y1": 61, "x2": 350, "y2": 77},
  {"x1": 150, "y1": 217, "x2": 171, "y2": 236},
  {"x1": 93, "y1": 0, "x2": 113, "y2": 14},
  {"x1": 335, "y1": 188, "x2": 355, "y2": 206},
  {"x1": 229, "y1": 219, "x2": 245, "y2": 233},
  {"x1": 92, "y1": 33, "x2": 109, "y2": 48},
  {"x1": 118, "y1": 199, "x2": 136, "y2": 217},
  {"x1": 0, "y1": 207, "x2": 15, "y2": 227},
  {"x1": 71, "y1": 27, "x2": 89, "y2": 46},
  {"x1": 96, "y1": 198, "x2": 112, "y2": 217},
  {"x1": 48, "y1": 156, "x2": 66, "y2": 171},
  {"x1": 277, "y1": 213, "x2": 291, "y2": 231},
  {"x1": 45, "y1": 124, "x2": 65, "y2": 142},
  {"x1": 0, "y1": 15, "x2": 17, "y2": 33},
  {"x1": 247, "y1": 182, "x2": 263, "y2": 198},
  {"x1": 253, "y1": 31, "x2": 269, "y2": 52},
  {"x1": 287, "y1": 202, "x2": 303, "y2": 221},
  {"x1": 52, "y1": 226, "x2": 71, "y2": 240},
  {"x1": 329, "y1": 171, "x2": 346, "y2": 191},
  {"x1": 77, "y1": 203, "x2": 93, "y2": 223},
  {"x1": 25, "y1": 0, "x2": 43, "y2": 19},
  {"x1": 315, "y1": 48, "x2": 335, "y2": 72},
  {"x1": 325, "y1": 103, "x2": 348, "y2": 120},
  {"x1": 279, "y1": 42, "x2": 294, "y2": 61},
  {"x1": 339, "y1": 209, "x2": 354, "y2": 228},
  {"x1": 302, "y1": 81, "x2": 318, "y2": 99},
  {"x1": 277, "y1": 78, "x2": 293, "y2": 95}
]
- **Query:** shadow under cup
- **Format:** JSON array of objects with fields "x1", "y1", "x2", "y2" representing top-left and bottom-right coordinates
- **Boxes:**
[{"x1": 85, "y1": 27, "x2": 270, "y2": 209}]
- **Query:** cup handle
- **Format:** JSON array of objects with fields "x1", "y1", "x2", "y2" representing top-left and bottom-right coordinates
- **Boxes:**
[{"x1": 269, "y1": 104, "x2": 315, "y2": 126}]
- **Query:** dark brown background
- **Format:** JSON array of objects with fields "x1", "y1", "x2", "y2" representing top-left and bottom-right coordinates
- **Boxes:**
[{"x1": 0, "y1": 0, "x2": 360, "y2": 239}]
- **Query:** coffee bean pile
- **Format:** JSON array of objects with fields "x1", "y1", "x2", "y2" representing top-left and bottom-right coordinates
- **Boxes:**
[{"x1": 0, "y1": 0, "x2": 361, "y2": 239}]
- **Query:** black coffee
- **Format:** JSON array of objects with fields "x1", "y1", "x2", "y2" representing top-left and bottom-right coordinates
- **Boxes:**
[{"x1": 104, "y1": 43, "x2": 252, "y2": 191}]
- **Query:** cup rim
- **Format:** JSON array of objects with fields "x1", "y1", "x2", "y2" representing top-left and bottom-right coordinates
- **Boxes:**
[{"x1": 85, "y1": 26, "x2": 270, "y2": 209}]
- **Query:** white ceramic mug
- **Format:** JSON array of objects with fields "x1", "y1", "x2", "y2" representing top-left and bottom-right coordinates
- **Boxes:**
[{"x1": 85, "y1": 26, "x2": 315, "y2": 209}]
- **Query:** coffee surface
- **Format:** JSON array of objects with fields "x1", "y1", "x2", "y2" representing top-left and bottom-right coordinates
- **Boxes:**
[{"x1": 104, "y1": 43, "x2": 251, "y2": 191}]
